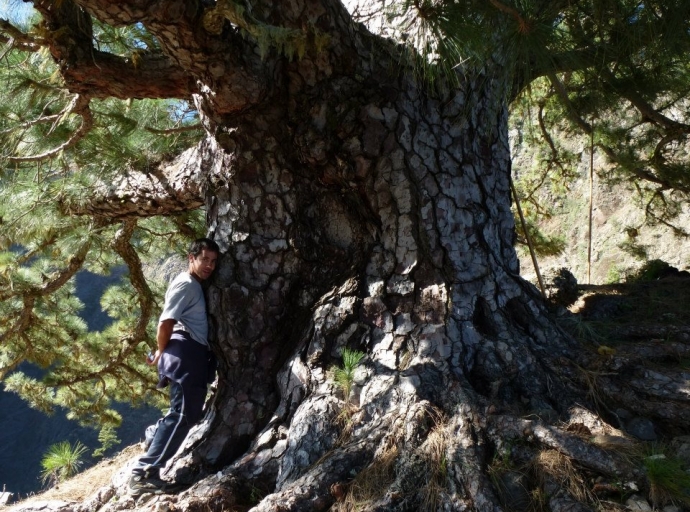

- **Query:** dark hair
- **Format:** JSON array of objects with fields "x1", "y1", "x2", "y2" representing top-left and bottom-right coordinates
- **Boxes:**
[{"x1": 188, "y1": 238, "x2": 220, "y2": 257}]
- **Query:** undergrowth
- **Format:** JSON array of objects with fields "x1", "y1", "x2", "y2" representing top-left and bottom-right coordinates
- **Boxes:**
[{"x1": 642, "y1": 448, "x2": 690, "y2": 508}]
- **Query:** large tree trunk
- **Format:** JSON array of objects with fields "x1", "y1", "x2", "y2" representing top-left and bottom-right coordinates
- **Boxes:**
[
  {"x1": 155, "y1": 17, "x2": 645, "y2": 512},
  {"x1": 23, "y1": 1, "x2": 690, "y2": 511}
]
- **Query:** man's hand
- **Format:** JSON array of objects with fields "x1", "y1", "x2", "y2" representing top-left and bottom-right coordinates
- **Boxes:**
[
  {"x1": 153, "y1": 318, "x2": 176, "y2": 367},
  {"x1": 147, "y1": 349, "x2": 161, "y2": 366}
]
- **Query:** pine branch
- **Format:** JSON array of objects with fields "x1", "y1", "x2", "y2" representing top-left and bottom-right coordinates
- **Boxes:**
[
  {"x1": 0, "y1": 18, "x2": 45, "y2": 52},
  {"x1": 547, "y1": 72, "x2": 690, "y2": 193},
  {"x1": 0, "y1": 241, "x2": 91, "y2": 376},
  {"x1": 536, "y1": 100, "x2": 569, "y2": 177},
  {"x1": 0, "y1": 296, "x2": 35, "y2": 351},
  {"x1": 30, "y1": 0, "x2": 196, "y2": 101},
  {"x1": 112, "y1": 220, "x2": 155, "y2": 345},
  {"x1": 144, "y1": 124, "x2": 203, "y2": 135},
  {"x1": 43, "y1": 221, "x2": 156, "y2": 389},
  {"x1": 32, "y1": 0, "x2": 265, "y2": 112},
  {"x1": 62, "y1": 138, "x2": 212, "y2": 219},
  {"x1": 600, "y1": 68, "x2": 690, "y2": 132},
  {"x1": 8, "y1": 95, "x2": 93, "y2": 163},
  {"x1": 488, "y1": 0, "x2": 532, "y2": 34},
  {"x1": 0, "y1": 240, "x2": 91, "y2": 303},
  {"x1": 0, "y1": 100, "x2": 64, "y2": 135}
]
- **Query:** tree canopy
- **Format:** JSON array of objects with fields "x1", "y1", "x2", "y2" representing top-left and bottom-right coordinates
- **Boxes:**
[{"x1": 1, "y1": 0, "x2": 689, "y2": 424}]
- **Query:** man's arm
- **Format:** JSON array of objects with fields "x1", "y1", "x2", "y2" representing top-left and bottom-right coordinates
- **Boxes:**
[{"x1": 149, "y1": 318, "x2": 176, "y2": 365}]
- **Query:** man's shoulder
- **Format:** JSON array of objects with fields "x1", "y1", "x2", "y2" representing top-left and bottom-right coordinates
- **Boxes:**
[
  {"x1": 170, "y1": 272, "x2": 192, "y2": 285},
  {"x1": 168, "y1": 272, "x2": 201, "y2": 293}
]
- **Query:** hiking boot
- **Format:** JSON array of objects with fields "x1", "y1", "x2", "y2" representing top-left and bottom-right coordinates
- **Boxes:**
[{"x1": 128, "y1": 473, "x2": 168, "y2": 497}]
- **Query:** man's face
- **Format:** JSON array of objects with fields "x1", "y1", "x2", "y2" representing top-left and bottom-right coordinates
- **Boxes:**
[{"x1": 188, "y1": 248, "x2": 218, "y2": 281}]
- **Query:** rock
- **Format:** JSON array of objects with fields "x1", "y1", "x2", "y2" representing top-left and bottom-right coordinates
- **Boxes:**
[
  {"x1": 8, "y1": 500, "x2": 75, "y2": 512},
  {"x1": 670, "y1": 435, "x2": 690, "y2": 467},
  {"x1": 624, "y1": 495, "x2": 652, "y2": 511},
  {"x1": 626, "y1": 417, "x2": 657, "y2": 441},
  {"x1": 497, "y1": 471, "x2": 530, "y2": 512},
  {"x1": 662, "y1": 505, "x2": 680, "y2": 512},
  {"x1": 0, "y1": 492, "x2": 14, "y2": 505},
  {"x1": 544, "y1": 267, "x2": 579, "y2": 307}
]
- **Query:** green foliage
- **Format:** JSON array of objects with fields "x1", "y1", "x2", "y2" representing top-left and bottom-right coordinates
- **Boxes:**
[
  {"x1": 40, "y1": 440, "x2": 88, "y2": 487},
  {"x1": 618, "y1": 240, "x2": 648, "y2": 261},
  {"x1": 626, "y1": 259, "x2": 672, "y2": 283},
  {"x1": 513, "y1": 214, "x2": 566, "y2": 257},
  {"x1": 331, "y1": 348, "x2": 365, "y2": 401},
  {"x1": 92, "y1": 425, "x2": 121, "y2": 458},
  {"x1": 0, "y1": 27, "x2": 204, "y2": 426},
  {"x1": 605, "y1": 266, "x2": 623, "y2": 285},
  {"x1": 642, "y1": 451, "x2": 690, "y2": 508}
]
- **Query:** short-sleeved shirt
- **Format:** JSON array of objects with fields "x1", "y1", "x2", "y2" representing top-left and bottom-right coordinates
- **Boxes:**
[{"x1": 159, "y1": 272, "x2": 208, "y2": 347}]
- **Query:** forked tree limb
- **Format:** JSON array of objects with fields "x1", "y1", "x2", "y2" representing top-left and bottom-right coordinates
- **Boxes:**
[{"x1": 61, "y1": 138, "x2": 216, "y2": 219}]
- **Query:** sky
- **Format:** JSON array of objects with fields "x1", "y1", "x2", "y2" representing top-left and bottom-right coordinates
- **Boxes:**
[{"x1": 0, "y1": 0, "x2": 34, "y2": 25}]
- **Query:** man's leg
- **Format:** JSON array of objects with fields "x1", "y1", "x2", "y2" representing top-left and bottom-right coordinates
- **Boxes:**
[{"x1": 130, "y1": 382, "x2": 191, "y2": 494}]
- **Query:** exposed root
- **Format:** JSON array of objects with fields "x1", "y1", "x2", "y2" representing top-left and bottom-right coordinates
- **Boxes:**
[
  {"x1": 489, "y1": 415, "x2": 638, "y2": 479},
  {"x1": 446, "y1": 401, "x2": 502, "y2": 511}
]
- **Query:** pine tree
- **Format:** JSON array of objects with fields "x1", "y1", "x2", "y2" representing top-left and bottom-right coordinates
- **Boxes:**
[{"x1": 1, "y1": 1, "x2": 689, "y2": 510}]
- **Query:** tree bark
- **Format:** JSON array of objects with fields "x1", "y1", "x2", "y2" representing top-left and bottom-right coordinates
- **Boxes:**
[
  {"x1": 166, "y1": 18, "x2": 634, "y2": 512},
  {"x1": 17, "y1": 1, "x2": 690, "y2": 511}
]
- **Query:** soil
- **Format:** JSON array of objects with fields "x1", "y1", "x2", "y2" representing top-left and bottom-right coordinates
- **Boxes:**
[{"x1": 1, "y1": 445, "x2": 141, "y2": 511}]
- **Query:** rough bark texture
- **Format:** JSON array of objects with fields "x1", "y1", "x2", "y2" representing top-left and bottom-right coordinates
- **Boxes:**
[{"x1": 15, "y1": 1, "x2": 690, "y2": 511}]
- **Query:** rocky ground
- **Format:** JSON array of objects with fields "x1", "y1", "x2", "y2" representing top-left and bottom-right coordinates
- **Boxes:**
[{"x1": 3, "y1": 275, "x2": 690, "y2": 512}]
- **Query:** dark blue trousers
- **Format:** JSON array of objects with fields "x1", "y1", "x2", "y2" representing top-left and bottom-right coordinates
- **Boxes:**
[
  {"x1": 132, "y1": 333, "x2": 212, "y2": 478},
  {"x1": 132, "y1": 380, "x2": 207, "y2": 477}
]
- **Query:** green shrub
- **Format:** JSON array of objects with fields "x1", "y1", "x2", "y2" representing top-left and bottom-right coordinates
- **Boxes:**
[
  {"x1": 332, "y1": 348, "x2": 365, "y2": 401},
  {"x1": 40, "y1": 441, "x2": 88, "y2": 487},
  {"x1": 626, "y1": 259, "x2": 671, "y2": 283},
  {"x1": 643, "y1": 452, "x2": 690, "y2": 508},
  {"x1": 92, "y1": 425, "x2": 121, "y2": 458}
]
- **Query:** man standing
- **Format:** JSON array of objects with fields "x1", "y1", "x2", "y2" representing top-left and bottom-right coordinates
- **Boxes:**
[{"x1": 129, "y1": 238, "x2": 220, "y2": 496}]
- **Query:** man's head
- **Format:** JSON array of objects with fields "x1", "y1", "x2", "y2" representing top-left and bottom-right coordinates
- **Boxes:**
[{"x1": 188, "y1": 238, "x2": 220, "y2": 281}]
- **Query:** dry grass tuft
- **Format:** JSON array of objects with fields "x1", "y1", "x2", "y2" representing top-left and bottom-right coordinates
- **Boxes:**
[
  {"x1": 332, "y1": 444, "x2": 399, "y2": 511},
  {"x1": 532, "y1": 449, "x2": 592, "y2": 504},
  {"x1": 418, "y1": 419, "x2": 450, "y2": 512}
]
